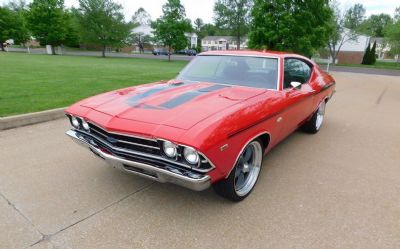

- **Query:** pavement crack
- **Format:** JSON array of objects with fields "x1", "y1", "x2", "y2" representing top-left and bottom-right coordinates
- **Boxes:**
[
  {"x1": 48, "y1": 182, "x2": 155, "y2": 238},
  {"x1": 376, "y1": 87, "x2": 388, "y2": 105},
  {"x1": 0, "y1": 192, "x2": 44, "y2": 237}
]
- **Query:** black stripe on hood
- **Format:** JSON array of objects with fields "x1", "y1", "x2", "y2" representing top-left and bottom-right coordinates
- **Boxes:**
[
  {"x1": 159, "y1": 84, "x2": 230, "y2": 109},
  {"x1": 126, "y1": 84, "x2": 181, "y2": 106}
]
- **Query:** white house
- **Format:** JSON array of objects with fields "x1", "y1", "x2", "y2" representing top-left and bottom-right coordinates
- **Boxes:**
[
  {"x1": 370, "y1": 37, "x2": 392, "y2": 60},
  {"x1": 131, "y1": 24, "x2": 198, "y2": 52},
  {"x1": 317, "y1": 29, "x2": 370, "y2": 64},
  {"x1": 201, "y1": 36, "x2": 248, "y2": 51}
]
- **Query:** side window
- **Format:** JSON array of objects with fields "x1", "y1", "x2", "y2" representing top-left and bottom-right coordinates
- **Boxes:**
[{"x1": 283, "y1": 58, "x2": 312, "y2": 89}]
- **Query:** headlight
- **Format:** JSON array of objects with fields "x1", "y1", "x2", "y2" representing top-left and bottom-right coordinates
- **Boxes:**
[
  {"x1": 163, "y1": 141, "x2": 177, "y2": 158},
  {"x1": 71, "y1": 116, "x2": 80, "y2": 128},
  {"x1": 183, "y1": 147, "x2": 199, "y2": 165},
  {"x1": 81, "y1": 119, "x2": 90, "y2": 131}
]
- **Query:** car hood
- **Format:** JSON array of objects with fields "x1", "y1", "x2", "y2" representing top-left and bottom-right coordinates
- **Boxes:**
[{"x1": 79, "y1": 81, "x2": 266, "y2": 130}]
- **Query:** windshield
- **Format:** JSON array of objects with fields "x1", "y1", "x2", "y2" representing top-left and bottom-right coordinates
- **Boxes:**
[{"x1": 177, "y1": 55, "x2": 279, "y2": 89}]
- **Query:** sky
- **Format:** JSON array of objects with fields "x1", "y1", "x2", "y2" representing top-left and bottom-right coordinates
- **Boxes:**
[{"x1": 1, "y1": 0, "x2": 399, "y2": 23}]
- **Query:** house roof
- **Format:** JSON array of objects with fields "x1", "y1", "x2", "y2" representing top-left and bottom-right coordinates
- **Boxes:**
[
  {"x1": 202, "y1": 36, "x2": 247, "y2": 41},
  {"x1": 370, "y1": 37, "x2": 385, "y2": 44}
]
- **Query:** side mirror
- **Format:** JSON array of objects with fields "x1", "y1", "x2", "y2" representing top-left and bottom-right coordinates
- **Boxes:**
[{"x1": 290, "y1": 82, "x2": 302, "y2": 90}]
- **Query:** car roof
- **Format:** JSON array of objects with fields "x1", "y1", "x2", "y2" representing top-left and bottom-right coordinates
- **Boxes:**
[{"x1": 199, "y1": 50, "x2": 311, "y2": 61}]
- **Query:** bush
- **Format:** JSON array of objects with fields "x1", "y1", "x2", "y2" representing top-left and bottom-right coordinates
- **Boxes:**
[{"x1": 362, "y1": 43, "x2": 376, "y2": 65}]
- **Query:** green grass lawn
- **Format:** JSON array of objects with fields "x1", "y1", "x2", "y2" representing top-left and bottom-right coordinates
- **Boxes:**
[
  {"x1": 0, "y1": 53, "x2": 188, "y2": 117},
  {"x1": 337, "y1": 61, "x2": 400, "y2": 70}
]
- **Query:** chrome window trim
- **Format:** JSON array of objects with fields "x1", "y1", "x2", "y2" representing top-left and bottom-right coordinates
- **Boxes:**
[{"x1": 181, "y1": 54, "x2": 281, "y2": 91}]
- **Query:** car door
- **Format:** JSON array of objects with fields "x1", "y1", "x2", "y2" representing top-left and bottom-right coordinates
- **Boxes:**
[{"x1": 278, "y1": 58, "x2": 315, "y2": 139}]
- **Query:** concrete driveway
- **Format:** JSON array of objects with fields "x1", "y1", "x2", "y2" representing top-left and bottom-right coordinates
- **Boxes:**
[{"x1": 1, "y1": 72, "x2": 400, "y2": 249}]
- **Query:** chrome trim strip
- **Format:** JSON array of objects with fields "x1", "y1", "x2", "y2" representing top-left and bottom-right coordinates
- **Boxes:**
[
  {"x1": 90, "y1": 127, "x2": 160, "y2": 150},
  {"x1": 225, "y1": 131, "x2": 271, "y2": 179},
  {"x1": 116, "y1": 140, "x2": 160, "y2": 150},
  {"x1": 66, "y1": 130, "x2": 211, "y2": 191},
  {"x1": 89, "y1": 121, "x2": 158, "y2": 142},
  {"x1": 77, "y1": 129, "x2": 214, "y2": 173}
]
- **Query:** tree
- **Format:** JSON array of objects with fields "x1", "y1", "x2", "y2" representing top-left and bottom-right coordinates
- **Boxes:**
[
  {"x1": 249, "y1": 0, "x2": 333, "y2": 58},
  {"x1": 395, "y1": 7, "x2": 400, "y2": 22},
  {"x1": 76, "y1": 0, "x2": 132, "y2": 57},
  {"x1": 27, "y1": 0, "x2": 69, "y2": 55},
  {"x1": 362, "y1": 43, "x2": 372, "y2": 65},
  {"x1": 370, "y1": 41, "x2": 377, "y2": 64},
  {"x1": 194, "y1": 18, "x2": 204, "y2": 34},
  {"x1": 384, "y1": 16, "x2": 400, "y2": 62},
  {"x1": 358, "y1": 14, "x2": 393, "y2": 37},
  {"x1": 214, "y1": 0, "x2": 252, "y2": 50},
  {"x1": 327, "y1": 0, "x2": 358, "y2": 64},
  {"x1": 6, "y1": 0, "x2": 30, "y2": 46},
  {"x1": 132, "y1": 7, "x2": 151, "y2": 25},
  {"x1": 129, "y1": 32, "x2": 151, "y2": 53},
  {"x1": 151, "y1": 0, "x2": 191, "y2": 61},
  {"x1": 0, "y1": 6, "x2": 30, "y2": 51},
  {"x1": 201, "y1": 23, "x2": 222, "y2": 36},
  {"x1": 6, "y1": 0, "x2": 27, "y2": 11},
  {"x1": 63, "y1": 9, "x2": 80, "y2": 47},
  {"x1": 344, "y1": 3, "x2": 365, "y2": 30},
  {"x1": 193, "y1": 18, "x2": 204, "y2": 48}
]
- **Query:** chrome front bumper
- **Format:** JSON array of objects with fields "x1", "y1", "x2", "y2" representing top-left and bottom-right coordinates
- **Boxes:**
[{"x1": 66, "y1": 130, "x2": 211, "y2": 191}]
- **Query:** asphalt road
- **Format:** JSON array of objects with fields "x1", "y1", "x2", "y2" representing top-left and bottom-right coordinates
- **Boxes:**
[{"x1": 1, "y1": 72, "x2": 400, "y2": 249}]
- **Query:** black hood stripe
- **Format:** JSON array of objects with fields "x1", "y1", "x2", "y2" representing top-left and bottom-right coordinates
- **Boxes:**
[
  {"x1": 127, "y1": 83, "x2": 230, "y2": 109},
  {"x1": 197, "y1": 84, "x2": 229, "y2": 92},
  {"x1": 160, "y1": 91, "x2": 204, "y2": 109},
  {"x1": 126, "y1": 83, "x2": 184, "y2": 106},
  {"x1": 159, "y1": 84, "x2": 230, "y2": 109}
]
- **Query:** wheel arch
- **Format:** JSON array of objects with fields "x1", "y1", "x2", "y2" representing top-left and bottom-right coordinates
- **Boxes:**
[{"x1": 225, "y1": 131, "x2": 271, "y2": 179}]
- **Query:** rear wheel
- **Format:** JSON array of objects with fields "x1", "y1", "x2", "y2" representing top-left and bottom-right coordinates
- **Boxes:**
[
  {"x1": 302, "y1": 101, "x2": 326, "y2": 134},
  {"x1": 213, "y1": 139, "x2": 263, "y2": 201}
]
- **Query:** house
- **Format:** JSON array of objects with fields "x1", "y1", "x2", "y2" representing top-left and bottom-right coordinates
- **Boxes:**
[
  {"x1": 316, "y1": 30, "x2": 370, "y2": 64},
  {"x1": 201, "y1": 36, "x2": 248, "y2": 51},
  {"x1": 124, "y1": 24, "x2": 198, "y2": 53},
  {"x1": 336, "y1": 32, "x2": 370, "y2": 64},
  {"x1": 370, "y1": 37, "x2": 392, "y2": 60}
]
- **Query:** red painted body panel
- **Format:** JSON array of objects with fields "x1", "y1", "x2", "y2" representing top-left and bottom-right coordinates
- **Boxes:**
[{"x1": 66, "y1": 51, "x2": 335, "y2": 183}]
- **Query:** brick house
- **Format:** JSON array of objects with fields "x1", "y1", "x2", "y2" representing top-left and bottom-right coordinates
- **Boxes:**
[{"x1": 336, "y1": 32, "x2": 370, "y2": 64}]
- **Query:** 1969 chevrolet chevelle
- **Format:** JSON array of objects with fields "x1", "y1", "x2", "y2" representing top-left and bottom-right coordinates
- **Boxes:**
[{"x1": 66, "y1": 50, "x2": 335, "y2": 201}]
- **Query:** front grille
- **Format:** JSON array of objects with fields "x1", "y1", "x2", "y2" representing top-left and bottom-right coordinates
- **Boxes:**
[{"x1": 88, "y1": 123, "x2": 160, "y2": 155}]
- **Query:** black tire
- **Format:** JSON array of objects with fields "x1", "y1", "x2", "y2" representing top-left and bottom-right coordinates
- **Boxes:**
[
  {"x1": 302, "y1": 101, "x2": 326, "y2": 134},
  {"x1": 213, "y1": 139, "x2": 264, "y2": 202}
]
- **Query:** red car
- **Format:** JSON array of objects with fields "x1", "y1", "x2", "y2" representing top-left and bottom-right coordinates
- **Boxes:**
[{"x1": 66, "y1": 50, "x2": 335, "y2": 201}]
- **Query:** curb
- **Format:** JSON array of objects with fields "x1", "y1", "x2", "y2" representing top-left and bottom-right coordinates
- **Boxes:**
[{"x1": 0, "y1": 107, "x2": 66, "y2": 131}]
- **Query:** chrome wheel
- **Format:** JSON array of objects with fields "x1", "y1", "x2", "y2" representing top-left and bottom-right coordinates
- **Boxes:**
[
  {"x1": 234, "y1": 141, "x2": 263, "y2": 196},
  {"x1": 315, "y1": 101, "x2": 326, "y2": 130}
]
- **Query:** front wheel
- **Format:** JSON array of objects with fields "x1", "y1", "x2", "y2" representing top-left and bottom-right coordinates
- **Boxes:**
[
  {"x1": 302, "y1": 101, "x2": 326, "y2": 134},
  {"x1": 213, "y1": 139, "x2": 263, "y2": 201}
]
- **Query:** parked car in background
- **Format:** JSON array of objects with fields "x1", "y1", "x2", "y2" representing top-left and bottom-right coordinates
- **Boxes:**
[
  {"x1": 152, "y1": 49, "x2": 171, "y2": 56},
  {"x1": 65, "y1": 50, "x2": 335, "y2": 201},
  {"x1": 176, "y1": 49, "x2": 197, "y2": 56}
]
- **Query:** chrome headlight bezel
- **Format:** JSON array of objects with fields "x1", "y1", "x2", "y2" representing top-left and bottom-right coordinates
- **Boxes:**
[
  {"x1": 71, "y1": 116, "x2": 80, "y2": 129},
  {"x1": 162, "y1": 140, "x2": 178, "y2": 158},
  {"x1": 81, "y1": 119, "x2": 90, "y2": 131},
  {"x1": 183, "y1": 146, "x2": 200, "y2": 165}
]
